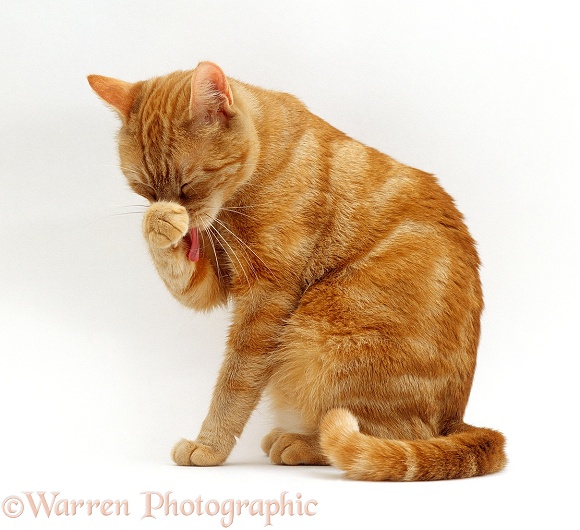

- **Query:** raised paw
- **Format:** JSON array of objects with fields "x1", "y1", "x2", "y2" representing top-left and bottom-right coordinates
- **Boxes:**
[
  {"x1": 171, "y1": 438, "x2": 227, "y2": 467},
  {"x1": 261, "y1": 429, "x2": 328, "y2": 466},
  {"x1": 143, "y1": 201, "x2": 189, "y2": 249}
]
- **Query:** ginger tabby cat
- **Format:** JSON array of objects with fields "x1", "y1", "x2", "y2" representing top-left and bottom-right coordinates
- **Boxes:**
[{"x1": 88, "y1": 62, "x2": 506, "y2": 480}]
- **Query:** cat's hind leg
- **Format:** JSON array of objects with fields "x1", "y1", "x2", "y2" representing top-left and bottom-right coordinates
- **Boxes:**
[{"x1": 261, "y1": 429, "x2": 328, "y2": 465}]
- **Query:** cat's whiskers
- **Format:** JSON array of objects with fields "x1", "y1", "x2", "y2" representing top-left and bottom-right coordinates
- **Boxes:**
[
  {"x1": 205, "y1": 222, "x2": 254, "y2": 289},
  {"x1": 103, "y1": 207, "x2": 143, "y2": 213},
  {"x1": 83, "y1": 208, "x2": 148, "y2": 229},
  {"x1": 119, "y1": 204, "x2": 149, "y2": 211},
  {"x1": 208, "y1": 215, "x2": 278, "y2": 285},
  {"x1": 219, "y1": 207, "x2": 259, "y2": 222},
  {"x1": 198, "y1": 216, "x2": 224, "y2": 282},
  {"x1": 211, "y1": 220, "x2": 260, "y2": 286}
]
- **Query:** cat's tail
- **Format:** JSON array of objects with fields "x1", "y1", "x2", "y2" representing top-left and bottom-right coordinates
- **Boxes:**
[{"x1": 319, "y1": 408, "x2": 506, "y2": 481}]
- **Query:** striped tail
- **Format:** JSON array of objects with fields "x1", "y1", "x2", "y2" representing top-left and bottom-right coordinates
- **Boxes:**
[{"x1": 319, "y1": 409, "x2": 506, "y2": 481}]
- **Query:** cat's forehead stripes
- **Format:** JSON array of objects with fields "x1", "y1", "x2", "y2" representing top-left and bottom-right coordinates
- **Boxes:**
[{"x1": 136, "y1": 72, "x2": 191, "y2": 191}]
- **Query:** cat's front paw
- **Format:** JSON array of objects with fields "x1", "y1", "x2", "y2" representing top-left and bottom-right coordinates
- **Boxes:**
[
  {"x1": 171, "y1": 438, "x2": 227, "y2": 467},
  {"x1": 143, "y1": 201, "x2": 189, "y2": 249}
]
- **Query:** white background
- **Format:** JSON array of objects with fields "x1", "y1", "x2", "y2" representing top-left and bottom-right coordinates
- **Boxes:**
[{"x1": 1, "y1": 1, "x2": 578, "y2": 528}]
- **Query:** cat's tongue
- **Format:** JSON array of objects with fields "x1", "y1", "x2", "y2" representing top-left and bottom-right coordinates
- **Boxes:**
[{"x1": 187, "y1": 227, "x2": 200, "y2": 262}]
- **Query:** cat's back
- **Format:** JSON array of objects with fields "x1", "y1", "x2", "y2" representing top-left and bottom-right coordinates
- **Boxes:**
[
  {"x1": 230, "y1": 79, "x2": 480, "y2": 287},
  {"x1": 300, "y1": 125, "x2": 479, "y2": 279},
  {"x1": 243, "y1": 79, "x2": 472, "y2": 235}
]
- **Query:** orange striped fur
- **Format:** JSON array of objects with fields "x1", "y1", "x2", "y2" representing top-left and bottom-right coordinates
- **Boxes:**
[{"x1": 88, "y1": 62, "x2": 506, "y2": 480}]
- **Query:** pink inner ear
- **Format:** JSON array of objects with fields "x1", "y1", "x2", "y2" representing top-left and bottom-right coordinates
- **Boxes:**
[
  {"x1": 190, "y1": 62, "x2": 233, "y2": 121},
  {"x1": 206, "y1": 65, "x2": 233, "y2": 107}
]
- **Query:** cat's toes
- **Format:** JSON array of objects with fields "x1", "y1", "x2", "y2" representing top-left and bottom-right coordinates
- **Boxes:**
[
  {"x1": 144, "y1": 202, "x2": 189, "y2": 249},
  {"x1": 263, "y1": 431, "x2": 327, "y2": 466},
  {"x1": 171, "y1": 438, "x2": 227, "y2": 467},
  {"x1": 261, "y1": 428, "x2": 286, "y2": 455}
]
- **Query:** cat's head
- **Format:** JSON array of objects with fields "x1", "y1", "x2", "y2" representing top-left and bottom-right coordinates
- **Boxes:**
[{"x1": 88, "y1": 62, "x2": 258, "y2": 225}]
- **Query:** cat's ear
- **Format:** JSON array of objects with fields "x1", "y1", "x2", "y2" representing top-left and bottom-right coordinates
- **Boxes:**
[
  {"x1": 190, "y1": 62, "x2": 234, "y2": 125},
  {"x1": 87, "y1": 75, "x2": 137, "y2": 122}
]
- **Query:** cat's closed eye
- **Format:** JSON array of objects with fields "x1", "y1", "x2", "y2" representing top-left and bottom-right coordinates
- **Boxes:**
[{"x1": 180, "y1": 182, "x2": 196, "y2": 200}]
